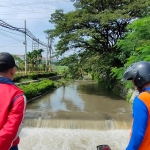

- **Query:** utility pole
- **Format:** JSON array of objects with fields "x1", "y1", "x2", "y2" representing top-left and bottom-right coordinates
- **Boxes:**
[
  {"x1": 38, "y1": 39, "x2": 39, "y2": 49},
  {"x1": 45, "y1": 36, "x2": 49, "y2": 72},
  {"x1": 49, "y1": 38, "x2": 52, "y2": 65},
  {"x1": 24, "y1": 20, "x2": 27, "y2": 74}
]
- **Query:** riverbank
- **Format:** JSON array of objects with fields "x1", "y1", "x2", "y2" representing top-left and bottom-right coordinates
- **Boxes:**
[{"x1": 16, "y1": 78, "x2": 72, "y2": 102}]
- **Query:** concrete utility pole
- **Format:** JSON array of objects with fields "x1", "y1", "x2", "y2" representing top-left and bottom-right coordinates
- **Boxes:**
[
  {"x1": 45, "y1": 36, "x2": 49, "y2": 72},
  {"x1": 49, "y1": 38, "x2": 52, "y2": 65},
  {"x1": 38, "y1": 39, "x2": 39, "y2": 49},
  {"x1": 24, "y1": 20, "x2": 27, "y2": 74},
  {"x1": 45, "y1": 33, "x2": 53, "y2": 72}
]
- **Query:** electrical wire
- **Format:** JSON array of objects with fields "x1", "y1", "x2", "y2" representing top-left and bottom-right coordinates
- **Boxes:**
[
  {"x1": 0, "y1": 32, "x2": 33, "y2": 48},
  {"x1": 0, "y1": 42, "x2": 24, "y2": 46},
  {"x1": 0, "y1": 5, "x2": 70, "y2": 13},
  {"x1": 0, "y1": 31, "x2": 23, "y2": 42},
  {"x1": 0, "y1": 45, "x2": 32, "y2": 47},
  {"x1": 9, "y1": 0, "x2": 20, "y2": 10},
  {"x1": 0, "y1": 9, "x2": 72, "y2": 15},
  {"x1": 0, "y1": 20, "x2": 47, "y2": 47},
  {"x1": 25, "y1": 0, "x2": 34, "y2": 12},
  {"x1": 0, "y1": 11, "x2": 55, "y2": 15},
  {"x1": 1, "y1": 17, "x2": 50, "y2": 20},
  {"x1": 0, "y1": 0, "x2": 72, "y2": 6},
  {"x1": 0, "y1": 0, "x2": 74, "y2": 14},
  {"x1": 43, "y1": 0, "x2": 50, "y2": 18},
  {"x1": 0, "y1": 31, "x2": 33, "y2": 43},
  {"x1": 0, "y1": 0, "x2": 68, "y2": 51},
  {"x1": 0, "y1": 28, "x2": 24, "y2": 36}
]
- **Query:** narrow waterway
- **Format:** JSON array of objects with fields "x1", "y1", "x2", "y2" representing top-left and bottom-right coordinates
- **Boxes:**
[{"x1": 20, "y1": 80, "x2": 132, "y2": 150}]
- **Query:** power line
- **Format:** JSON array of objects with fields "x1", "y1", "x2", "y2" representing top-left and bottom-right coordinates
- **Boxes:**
[
  {"x1": 0, "y1": 45, "x2": 32, "y2": 47},
  {"x1": 0, "y1": 5, "x2": 72, "y2": 13},
  {"x1": 43, "y1": 0, "x2": 50, "y2": 18},
  {"x1": 0, "y1": 19, "x2": 47, "y2": 47},
  {"x1": 9, "y1": 0, "x2": 20, "y2": 10},
  {"x1": 0, "y1": 2, "x2": 73, "y2": 11},
  {"x1": 0, "y1": 11, "x2": 54, "y2": 15},
  {"x1": 0, "y1": 42, "x2": 25, "y2": 46},
  {"x1": 0, "y1": 0, "x2": 74, "y2": 13},
  {"x1": 25, "y1": 0, "x2": 34, "y2": 12},
  {"x1": 1, "y1": 17, "x2": 50, "y2": 20},
  {"x1": 26, "y1": 37, "x2": 34, "y2": 43},
  {"x1": 0, "y1": 31, "x2": 23, "y2": 42},
  {"x1": 0, "y1": 0, "x2": 72, "y2": 6},
  {"x1": 0, "y1": 9, "x2": 72, "y2": 15},
  {"x1": 0, "y1": 4, "x2": 44, "y2": 12},
  {"x1": 0, "y1": 28, "x2": 24, "y2": 37}
]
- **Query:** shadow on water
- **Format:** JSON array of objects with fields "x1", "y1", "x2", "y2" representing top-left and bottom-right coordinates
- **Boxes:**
[{"x1": 77, "y1": 81, "x2": 122, "y2": 100}]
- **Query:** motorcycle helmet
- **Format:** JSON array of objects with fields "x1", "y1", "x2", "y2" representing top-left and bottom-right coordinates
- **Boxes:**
[{"x1": 122, "y1": 61, "x2": 150, "y2": 88}]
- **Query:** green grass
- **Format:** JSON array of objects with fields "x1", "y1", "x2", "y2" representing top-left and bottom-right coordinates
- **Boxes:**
[
  {"x1": 20, "y1": 78, "x2": 34, "y2": 83},
  {"x1": 55, "y1": 66, "x2": 68, "y2": 74}
]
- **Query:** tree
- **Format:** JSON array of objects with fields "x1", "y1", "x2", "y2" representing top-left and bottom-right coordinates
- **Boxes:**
[
  {"x1": 58, "y1": 54, "x2": 82, "y2": 79},
  {"x1": 13, "y1": 55, "x2": 24, "y2": 71},
  {"x1": 27, "y1": 49, "x2": 44, "y2": 71},
  {"x1": 112, "y1": 16, "x2": 150, "y2": 80},
  {"x1": 48, "y1": 0, "x2": 149, "y2": 55},
  {"x1": 47, "y1": 0, "x2": 150, "y2": 90}
]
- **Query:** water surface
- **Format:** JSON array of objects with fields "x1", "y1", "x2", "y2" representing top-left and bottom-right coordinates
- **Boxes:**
[
  {"x1": 25, "y1": 80, "x2": 132, "y2": 130},
  {"x1": 21, "y1": 80, "x2": 132, "y2": 150}
]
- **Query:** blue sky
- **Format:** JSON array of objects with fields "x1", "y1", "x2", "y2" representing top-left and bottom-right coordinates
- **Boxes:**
[{"x1": 0, "y1": 0, "x2": 75, "y2": 58}]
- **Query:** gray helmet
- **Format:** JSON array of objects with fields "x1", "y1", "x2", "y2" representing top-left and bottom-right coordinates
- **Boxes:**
[{"x1": 122, "y1": 61, "x2": 150, "y2": 88}]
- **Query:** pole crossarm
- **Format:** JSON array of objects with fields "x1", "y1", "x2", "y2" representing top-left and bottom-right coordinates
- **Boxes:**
[{"x1": 0, "y1": 20, "x2": 47, "y2": 47}]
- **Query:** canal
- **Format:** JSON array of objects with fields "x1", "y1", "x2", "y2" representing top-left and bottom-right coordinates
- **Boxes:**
[{"x1": 19, "y1": 80, "x2": 132, "y2": 150}]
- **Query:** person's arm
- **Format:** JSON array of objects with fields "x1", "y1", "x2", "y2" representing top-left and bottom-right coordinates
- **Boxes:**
[
  {"x1": 0, "y1": 95, "x2": 26, "y2": 150},
  {"x1": 126, "y1": 96, "x2": 148, "y2": 150}
]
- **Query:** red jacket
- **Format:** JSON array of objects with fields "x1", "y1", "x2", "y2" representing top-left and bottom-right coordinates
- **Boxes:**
[{"x1": 0, "y1": 77, "x2": 26, "y2": 150}]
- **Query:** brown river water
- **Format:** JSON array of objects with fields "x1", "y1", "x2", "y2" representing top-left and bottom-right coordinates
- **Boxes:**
[{"x1": 19, "y1": 80, "x2": 132, "y2": 150}]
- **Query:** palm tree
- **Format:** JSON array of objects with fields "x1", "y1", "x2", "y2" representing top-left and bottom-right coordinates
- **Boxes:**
[
  {"x1": 35, "y1": 49, "x2": 44, "y2": 72},
  {"x1": 12, "y1": 55, "x2": 24, "y2": 72},
  {"x1": 36, "y1": 49, "x2": 44, "y2": 65},
  {"x1": 27, "y1": 52, "x2": 34, "y2": 71},
  {"x1": 27, "y1": 49, "x2": 44, "y2": 72}
]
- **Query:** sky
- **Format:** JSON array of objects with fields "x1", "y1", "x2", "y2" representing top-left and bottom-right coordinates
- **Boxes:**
[{"x1": 0, "y1": 0, "x2": 75, "y2": 58}]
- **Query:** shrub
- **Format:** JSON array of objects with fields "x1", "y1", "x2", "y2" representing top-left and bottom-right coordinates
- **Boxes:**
[
  {"x1": 19, "y1": 79, "x2": 54, "y2": 100},
  {"x1": 28, "y1": 73, "x2": 38, "y2": 80},
  {"x1": 19, "y1": 84, "x2": 38, "y2": 99},
  {"x1": 15, "y1": 72, "x2": 58, "y2": 83},
  {"x1": 14, "y1": 75, "x2": 22, "y2": 82}
]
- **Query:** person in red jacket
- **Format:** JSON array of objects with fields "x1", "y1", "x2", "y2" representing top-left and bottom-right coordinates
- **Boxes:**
[{"x1": 0, "y1": 52, "x2": 26, "y2": 150}]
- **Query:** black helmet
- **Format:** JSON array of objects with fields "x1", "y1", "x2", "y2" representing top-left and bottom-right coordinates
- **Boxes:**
[{"x1": 122, "y1": 61, "x2": 150, "y2": 88}]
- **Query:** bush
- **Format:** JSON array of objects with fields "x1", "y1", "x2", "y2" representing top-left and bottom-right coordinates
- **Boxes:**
[
  {"x1": 14, "y1": 75, "x2": 21, "y2": 82},
  {"x1": 19, "y1": 84, "x2": 38, "y2": 98},
  {"x1": 37, "y1": 80, "x2": 54, "y2": 93},
  {"x1": 28, "y1": 73, "x2": 38, "y2": 80},
  {"x1": 40, "y1": 72, "x2": 57, "y2": 77},
  {"x1": 14, "y1": 72, "x2": 57, "y2": 83},
  {"x1": 19, "y1": 79, "x2": 54, "y2": 100},
  {"x1": 14, "y1": 75, "x2": 28, "y2": 82}
]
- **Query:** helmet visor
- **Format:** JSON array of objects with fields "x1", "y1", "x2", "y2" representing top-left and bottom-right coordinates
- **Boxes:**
[{"x1": 122, "y1": 66, "x2": 138, "y2": 81}]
